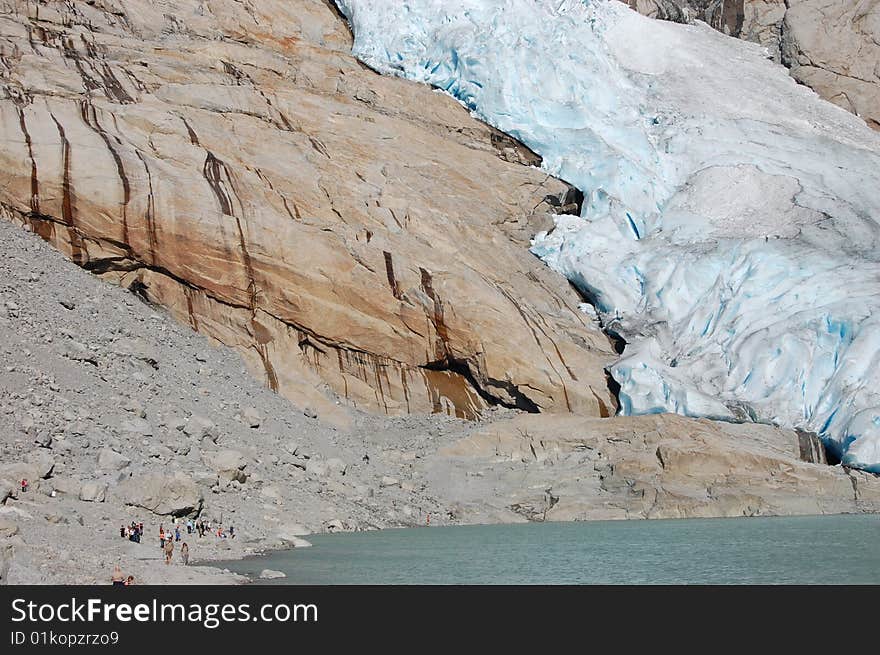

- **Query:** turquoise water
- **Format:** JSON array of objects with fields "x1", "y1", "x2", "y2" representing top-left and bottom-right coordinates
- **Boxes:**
[{"x1": 221, "y1": 515, "x2": 880, "y2": 584}]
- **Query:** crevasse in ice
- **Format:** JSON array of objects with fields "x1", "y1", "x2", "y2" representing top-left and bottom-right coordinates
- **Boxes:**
[{"x1": 334, "y1": 0, "x2": 880, "y2": 471}]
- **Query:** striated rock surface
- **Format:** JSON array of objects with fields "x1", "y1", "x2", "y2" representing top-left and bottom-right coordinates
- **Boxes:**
[
  {"x1": 781, "y1": 0, "x2": 880, "y2": 130},
  {"x1": 0, "y1": 0, "x2": 616, "y2": 422},
  {"x1": 626, "y1": 0, "x2": 880, "y2": 130},
  {"x1": 422, "y1": 413, "x2": 880, "y2": 522}
]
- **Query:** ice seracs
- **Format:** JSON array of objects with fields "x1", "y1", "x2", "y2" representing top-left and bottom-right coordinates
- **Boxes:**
[{"x1": 335, "y1": 0, "x2": 880, "y2": 471}]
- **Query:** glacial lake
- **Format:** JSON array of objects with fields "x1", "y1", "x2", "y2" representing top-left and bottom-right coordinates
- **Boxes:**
[{"x1": 220, "y1": 514, "x2": 880, "y2": 584}]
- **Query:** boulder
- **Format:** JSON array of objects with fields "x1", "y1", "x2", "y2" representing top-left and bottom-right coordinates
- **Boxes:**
[
  {"x1": 242, "y1": 407, "x2": 262, "y2": 429},
  {"x1": 326, "y1": 458, "x2": 347, "y2": 476},
  {"x1": 203, "y1": 450, "x2": 249, "y2": 483},
  {"x1": 172, "y1": 442, "x2": 191, "y2": 456},
  {"x1": 0, "y1": 482, "x2": 13, "y2": 504},
  {"x1": 97, "y1": 448, "x2": 131, "y2": 472},
  {"x1": 120, "y1": 418, "x2": 153, "y2": 438},
  {"x1": 25, "y1": 449, "x2": 54, "y2": 479},
  {"x1": 323, "y1": 519, "x2": 345, "y2": 533},
  {"x1": 117, "y1": 472, "x2": 203, "y2": 516},
  {"x1": 259, "y1": 569, "x2": 286, "y2": 580},
  {"x1": 192, "y1": 471, "x2": 219, "y2": 488},
  {"x1": 305, "y1": 460, "x2": 328, "y2": 478},
  {"x1": 51, "y1": 477, "x2": 81, "y2": 497},
  {"x1": 78, "y1": 482, "x2": 107, "y2": 503},
  {"x1": 183, "y1": 415, "x2": 217, "y2": 442},
  {"x1": 380, "y1": 476, "x2": 400, "y2": 488}
]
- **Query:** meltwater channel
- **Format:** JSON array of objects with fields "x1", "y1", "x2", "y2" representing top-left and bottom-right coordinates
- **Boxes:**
[{"x1": 220, "y1": 515, "x2": 880, "y2": 584}]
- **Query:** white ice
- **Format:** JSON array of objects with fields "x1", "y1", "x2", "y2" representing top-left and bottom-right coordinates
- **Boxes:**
[{"x1": 335, "y1": 0, "x2": 880, "y2": 471}]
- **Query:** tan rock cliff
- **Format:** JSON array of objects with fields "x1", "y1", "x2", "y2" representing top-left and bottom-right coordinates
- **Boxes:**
[{"x1": 0, "y1": 0, "x2": 617, "y2": 422}]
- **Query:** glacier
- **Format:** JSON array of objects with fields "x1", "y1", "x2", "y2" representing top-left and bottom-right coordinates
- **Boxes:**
[{"x1": 334, "y1": 0, "x2": 880, "y2": 471}]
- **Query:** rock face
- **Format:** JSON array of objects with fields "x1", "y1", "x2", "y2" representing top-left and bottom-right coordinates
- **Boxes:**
[
  {"x1": 117, "y1": 472, "x2": 202, "y2": 516},
  {"x1": 0, "y1": 0, "x2": 616, "y2": 421},
  {"x1": 423, "y1": 413, "x2": 880, "y2": 522},
  {"x1": 781, "y1": 0, "x2": 880, "y2": 131},
  {"x1": 626, "y1": 0, "x2": 880, "y2": 130}
]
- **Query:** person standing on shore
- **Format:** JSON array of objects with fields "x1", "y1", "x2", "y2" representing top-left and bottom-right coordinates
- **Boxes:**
[
  {"x1": 111, "y1": 565, "x2": 126, "y2": 586},
  {"x1": 181, "y1": 542, "x2": 189, "y2": 566}
]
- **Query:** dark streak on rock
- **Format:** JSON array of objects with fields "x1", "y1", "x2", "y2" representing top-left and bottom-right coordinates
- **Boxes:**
[
  {"x1": 135, "y1": 151, "x2": 158, "y2": 264},
  {"x1": 419, "y1": 267, "x2": 449, "y2": 361},
  {"x1": 79, "y1": 100, "x2": 131, "y2": 244},
  {"x1": 255, "y1": 344, "x2": 279, "y2": 393},
  {"x1": 383, "y1": 251, "x2": 402, "y2": 299},
  {"x1": 49, "y1": 113, "x2": 85, "y2": 264},
  {"x1": 185, "y1": 287, "x2": 199, "y2": 331},
  {"x1": 203, "y1": 152, "x2": 235, "y2": 217},
  {"x1": 254, "y1": 167, "x2": 299, "y2": 221},
  {"x1": 16, "y1": 107, "x2": 40, "y2": 214},
  {"x1": 795, "y1": 428, "x2": 828, "y2": 465},
  {"x1": 309, "y1": 136, "x2": 330, "y2": 158},
  {"x1": 96, "y1": 62, "x2": 134, "y2": 103},
  {"x1": 204, "y1": 153, "x2": 258, "y2": 311},
  {"x1": 180, "y1": 117, "x2": 200, "y2": 146}
]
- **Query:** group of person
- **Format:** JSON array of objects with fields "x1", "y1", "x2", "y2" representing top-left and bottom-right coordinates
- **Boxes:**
[
  {"x1": 159, "y1": 524, "x2": 190, "y2": 565},
  {"x1": 120, "y1": 522, "x2": 144, "y2": 543},
  {"x1": 194, "y1": 520, "x2": 235, "y2": 539},
  {"x1": 112, "y1": 516, "x2": 241, "y2": 572}
]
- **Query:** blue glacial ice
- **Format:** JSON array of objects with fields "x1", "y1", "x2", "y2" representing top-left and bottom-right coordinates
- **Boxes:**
[{"x1": 335, "y1": 0, "x2": 880, "y2": 471}]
